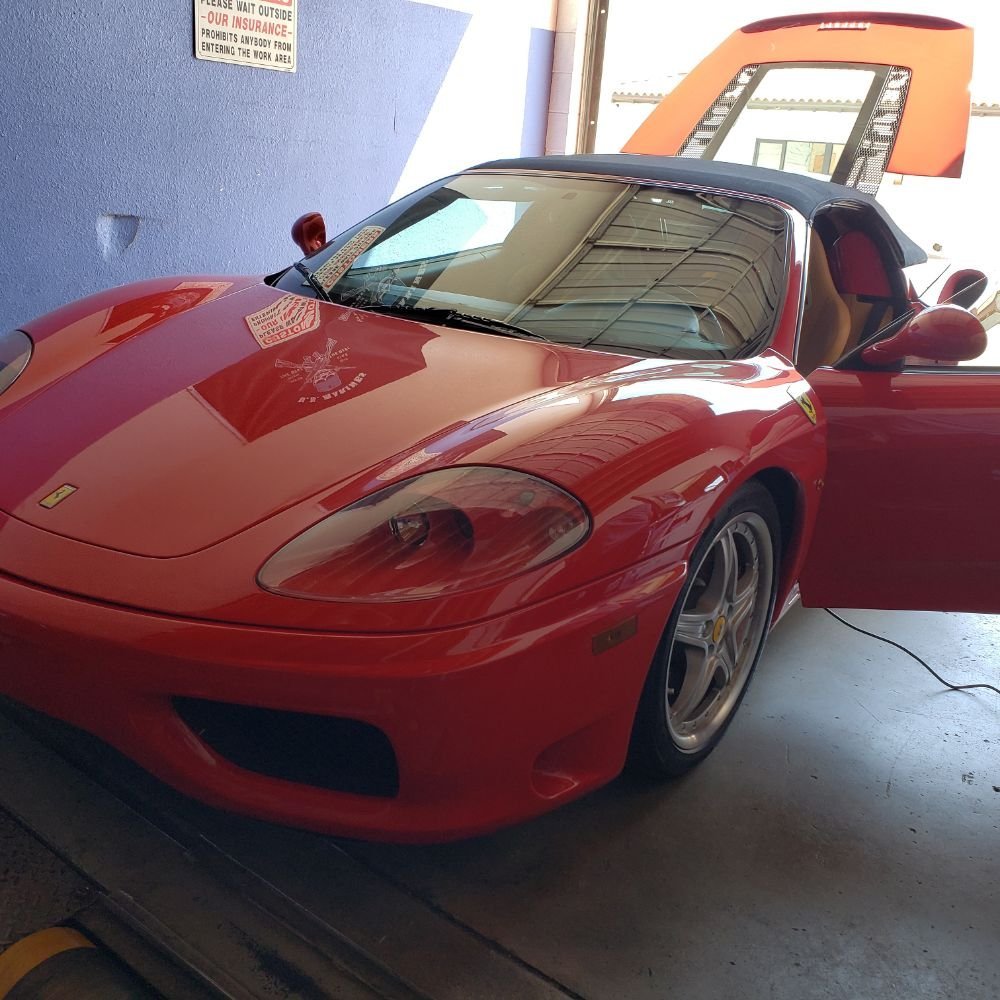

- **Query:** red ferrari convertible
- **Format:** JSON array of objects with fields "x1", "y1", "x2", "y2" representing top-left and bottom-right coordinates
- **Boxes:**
[{"x1": 1, "y1": 13, "x2": 995, "y2": 841}]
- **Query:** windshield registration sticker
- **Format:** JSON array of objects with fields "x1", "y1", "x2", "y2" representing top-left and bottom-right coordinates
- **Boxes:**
[
  {"x1": 245, "y1": 294, "x2": 321, "y2": 349},
  {"x1": 313, "y1": 226, "x2": 385, "y2": 292}
]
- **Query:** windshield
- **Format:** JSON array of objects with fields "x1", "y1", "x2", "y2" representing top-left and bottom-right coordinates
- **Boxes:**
[{"x1": 275, "y1": 172, "x2": 790, "y2": 360}]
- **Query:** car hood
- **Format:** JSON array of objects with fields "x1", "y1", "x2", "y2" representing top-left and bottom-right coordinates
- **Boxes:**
[{"x1": 1, "y1": 284, "x2": 626, "y2": 557}]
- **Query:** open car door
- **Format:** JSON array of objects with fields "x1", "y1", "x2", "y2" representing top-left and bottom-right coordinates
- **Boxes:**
[
  {"x1": 624, "y1": 13, "x2": 973, "y2": 193},
  {"x1": 797, "y1": 355, "x2": 1000, "y2": 614}
]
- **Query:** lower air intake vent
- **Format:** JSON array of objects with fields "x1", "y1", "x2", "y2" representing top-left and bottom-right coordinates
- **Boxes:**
[{"x1": 174, "y1": 698, "x2": 399, "y2": 798}]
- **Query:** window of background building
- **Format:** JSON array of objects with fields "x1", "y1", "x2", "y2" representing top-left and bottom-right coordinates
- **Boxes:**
[{"x1": 753, "y1": 139, "x2": 846, "y2": 177}]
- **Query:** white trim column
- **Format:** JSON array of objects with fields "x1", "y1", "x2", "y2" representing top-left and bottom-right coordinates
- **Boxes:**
[{"x1": 546, "y1": 0, "x2": 591, "y2": 154}]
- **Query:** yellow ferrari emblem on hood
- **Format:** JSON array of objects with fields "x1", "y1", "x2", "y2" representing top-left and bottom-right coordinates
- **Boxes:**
[{"x1": 39, "y1": 484, "x2": 78, "y2": 509}]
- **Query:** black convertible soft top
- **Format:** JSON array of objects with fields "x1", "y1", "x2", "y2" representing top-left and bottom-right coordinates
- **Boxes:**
[{"x1": 474, "y1": 153, "x2": 927, "y2": 268}]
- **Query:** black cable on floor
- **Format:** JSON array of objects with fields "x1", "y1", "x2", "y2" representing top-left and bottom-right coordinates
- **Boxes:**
[{"x1": 824, "y1": 608, "x2": 1000, "y2": 697}]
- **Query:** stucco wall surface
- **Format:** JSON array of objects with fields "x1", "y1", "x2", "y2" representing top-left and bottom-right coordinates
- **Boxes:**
[{"x1": 1, "y1": 1, "x2": 554, "y2": 330}]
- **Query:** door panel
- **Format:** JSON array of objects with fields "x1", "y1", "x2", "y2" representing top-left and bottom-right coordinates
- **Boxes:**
[
  {"x1": 624, "y1": 14, "x2": 973, "y2": 184},
  {"x1": 798, "y1": 366, "x2": 1000, "y2": 612}
]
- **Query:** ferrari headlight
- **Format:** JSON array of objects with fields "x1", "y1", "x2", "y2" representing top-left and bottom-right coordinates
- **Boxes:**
[
  {"x1": 0, "y1": 330, "x2": 32, "y2": 396},
  {"x1": 258, "y1": 466, "x2": 591, "y2": 602}
]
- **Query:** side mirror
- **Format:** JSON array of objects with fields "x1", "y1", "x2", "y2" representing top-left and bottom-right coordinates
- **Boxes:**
[
  {"x1": 291, "y1": 212, "x2": 327, "y2": 255},
  {"x1": 938, "y1": 268, "x2": 987, "y2": 310},
  {"x1": 861, "y1": 304, "x2": 987, "y2": 368}
]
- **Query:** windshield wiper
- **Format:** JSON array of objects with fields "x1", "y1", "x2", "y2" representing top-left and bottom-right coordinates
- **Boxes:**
[
  {"x1": 360, "y1": 303, "x2": 551, "y2": 342},
  {"x1": 292, "y1": 261, "x2": 333, "y2": 303}
]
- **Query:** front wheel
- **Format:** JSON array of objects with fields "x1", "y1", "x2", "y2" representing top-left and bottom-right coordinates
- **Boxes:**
[{"x1": 628, "y1": 482, "x2": 780, "y2": 777}]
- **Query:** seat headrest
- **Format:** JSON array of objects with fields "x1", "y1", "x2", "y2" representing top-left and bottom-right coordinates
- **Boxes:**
[{"x1": 830, "y1": 231, "x2": 892, "y2": 298}]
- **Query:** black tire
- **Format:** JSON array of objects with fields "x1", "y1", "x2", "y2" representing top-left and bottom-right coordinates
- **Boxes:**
[{"x1": 628, "y1": 481, "x2": 780, "y2": 777}]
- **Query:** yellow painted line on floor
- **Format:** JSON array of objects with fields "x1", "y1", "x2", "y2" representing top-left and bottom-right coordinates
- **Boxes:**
[{"x1": 0, "y1": 927, "x2": 95, "y2": 998}]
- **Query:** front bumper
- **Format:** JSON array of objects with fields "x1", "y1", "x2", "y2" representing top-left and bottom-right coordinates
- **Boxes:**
[{"x1": 0, "y1": 554, "x2": 684, "y2": 842}]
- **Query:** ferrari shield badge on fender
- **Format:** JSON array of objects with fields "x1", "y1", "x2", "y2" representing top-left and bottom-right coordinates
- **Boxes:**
[
  {"x1": 39, "y1": 484, "x2": 78, "y2": 509},
  {"x1": 787, "y1": 386, "x2": 818, "y2": 424}
]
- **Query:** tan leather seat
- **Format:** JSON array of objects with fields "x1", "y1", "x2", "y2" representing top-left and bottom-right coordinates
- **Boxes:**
[{"x1": 797, "y1": 235, "x2": 852, "y2": 375}]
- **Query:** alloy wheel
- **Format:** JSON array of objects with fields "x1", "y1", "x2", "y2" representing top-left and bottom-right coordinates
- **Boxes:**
[{"x1": 665, "y1": 511, "x2": 774, "y2": 752}]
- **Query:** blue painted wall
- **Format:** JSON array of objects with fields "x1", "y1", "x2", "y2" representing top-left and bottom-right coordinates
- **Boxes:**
[{"x1": 1, "y1": 2, "x2": 554, "y2": 330}]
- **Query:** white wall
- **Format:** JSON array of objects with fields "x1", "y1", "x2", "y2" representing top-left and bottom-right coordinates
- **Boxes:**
[{"x1": 391, "y1": 1, "x2": 559, "y2": 200}]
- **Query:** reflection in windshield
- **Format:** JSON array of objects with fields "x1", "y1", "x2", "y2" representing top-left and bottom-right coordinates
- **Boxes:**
[{"x1": 282, "y1": 174, "x2": 789, "y2": 361}]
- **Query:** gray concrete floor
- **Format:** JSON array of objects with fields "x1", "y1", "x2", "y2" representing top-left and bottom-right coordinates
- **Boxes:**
[
  {"x1": 346, "y1": 606, "x2": 1000, "y2": 1000},
  {"x1": 2, "y1": 606, "x2": 998, "y2": 999},
  {"x1": 0, "y1": 809, "x2": 95, "y2": 949}
]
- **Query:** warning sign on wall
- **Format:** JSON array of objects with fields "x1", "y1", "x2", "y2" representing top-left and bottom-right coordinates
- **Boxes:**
[{"x1": 193, "y1": 0, "x2": 297, "y2": 73}]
